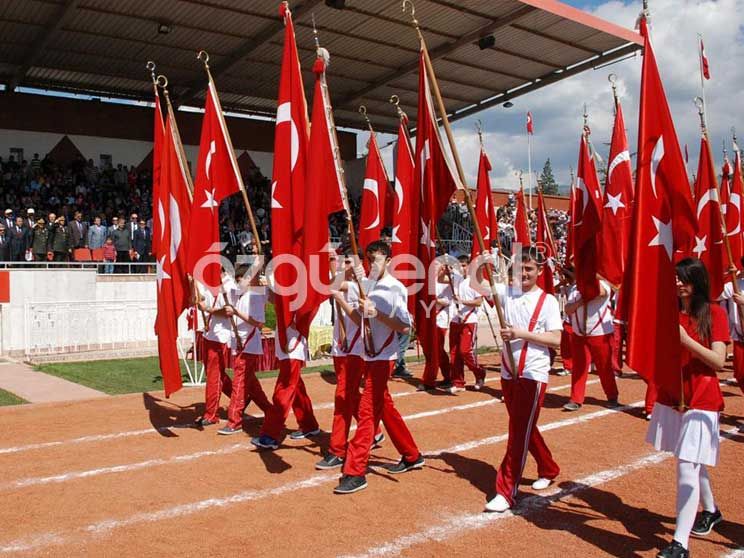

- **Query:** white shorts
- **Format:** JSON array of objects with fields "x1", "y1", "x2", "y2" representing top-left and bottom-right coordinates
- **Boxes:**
[{"x1": 646, "y1": 403, "x2": 720, "y2": 466}]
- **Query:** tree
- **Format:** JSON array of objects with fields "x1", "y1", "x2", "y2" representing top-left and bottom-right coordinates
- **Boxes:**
[{"x1": 539, "y1": 158, "x2": 558, "y2": 195}]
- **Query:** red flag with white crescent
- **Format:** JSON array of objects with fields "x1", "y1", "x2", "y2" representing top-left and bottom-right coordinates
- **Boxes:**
[
  {"x1": 526, "y1": 111, "x2": 534, "y2": 135},
  {"x1": 295, "y1": 49, "x2": 345, "y2": 338},
  {"x1": 185, "y1": 78, "x2": 241, "y2": 294},
  {"x1": 535, "y1": 189, "x2": 555, "y2": 295},
  {"x1": 151, "y1": 89, "x2": 165, "y2": 259},
  {"x1": 271, "y1": 3, "x2": 310, "y2": 351},
  {"x1": 731, "y1": 142, "x2": 744, "y2": 269},
  {"x1": 470, "y1": 148, "x2": 495, "y2": 258},
  {"x1": 623, "y1": 17, "x2": 697, "y2": 402},
  {"x1": 514, "y1": 186, "x2": 530, "y2": 247},
  {"x1": 692, "y1": 136, "x2": 725, "y2": 298},
  {"x1": 359, "y1": 132, "x2": 389, "y2": 251},
  {"x1": 700, "y1": 39, "x2": 711, "y2": 80},
  {"x1": 597, "y1": 101, "x2": 634, "y2": 287}
]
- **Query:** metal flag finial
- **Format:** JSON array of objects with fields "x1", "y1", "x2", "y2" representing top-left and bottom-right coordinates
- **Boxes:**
[
  {"x1": 358, "y1": 105, "x2": 371, "y2": 127},
  {"x1": 608, "y1": 73, "x2": 619, "y2": 108},
  {"x1": 693, "y1": 96, "x2": 706, "y2": 133},
  {"x1": 402, "y1": 0, "x2": 420, "y2": 31},
  {"x1": 732, "y1": 126, "x2": 738, "y2": 144},
  {"x1": 197, "y1": 50, "x2": 210, "y2": 68},
  {"x1": 156, "y1": 74, "x2": 168, "y2": 89},
  {"x1": 146, "y1": 61, "x2": 157, "y2": 84},
  {"x1": 475, "y1": 120, "x2": 484, "y2": 149},
  {"x1": 311, "y1": 13, "x2": 320, "y2": 48},
  {"x1": 389, "y1": 94, "x2": 407, "y2": 121}
]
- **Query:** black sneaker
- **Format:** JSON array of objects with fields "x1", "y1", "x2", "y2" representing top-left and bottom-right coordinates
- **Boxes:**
[
  {"x1": 656, "y1": 540, "x2": 689, "y2": 558},
  {"x1": 386, "y1": 454, "x2": 425, "y2": 474},
  {"x1": 333, "y1": 475, "x2": 367, "y2": 494},
  {"x1": 315, "y1": 454, "x2": 344, "y2": 470},
  {"x1": 392, "y1": 368, "x2": 413, "y2": 379},
  {"x1": 436, "y1": 380, "x2": 453, "y2": 390},
  {"x1": 289, "y1": 428, "x2": 321, "y2": 440},
  {"x1": 251, "y1": 435, "x2": 279, "y2": 450},
  {"x1": 371, "y1": 431, "x2": 385, "y2": 449},
  {"x1": 217, "y1": 425, "x2": 243, "y2": 435},
  {"x1": 562, "y1": 401, "x2": 581, "y2": 412},
  {"x1": 691, "y1": 509, "x2": 722, "y2": 536},
  {"x1": 195, "y1": 417, "x2": 219, "y2": 427},
  {"x1": 607, "y1": 399, "x2": 621, "y2": 409}
]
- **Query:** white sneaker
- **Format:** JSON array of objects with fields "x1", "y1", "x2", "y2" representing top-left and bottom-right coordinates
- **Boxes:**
[
  {"x1": 484, "y1": 494, "x2": 510, "y2": 513},
  {"x1": 474, "y1": 379, "x2": 485, "y2": 391},
  {"x1": 531, "y1": 477, "x2": 552, "y2": 491},
  {"x1": 449, "y1": 386, "x2": 465, "y2": 394}
]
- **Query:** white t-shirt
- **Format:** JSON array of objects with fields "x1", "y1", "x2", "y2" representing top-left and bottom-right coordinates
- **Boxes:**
[
  {"x1": 233, "y1": 288, "x2": 266, "y2": 355},
  {"x1": 362, "y1": 273, "x2": 410, "y2": 362},
  {"x1": 202, "y1": 289, "x2": 235, "y2": 345},
  {"x1": 274, "y1": 324, "x2": 308, "y2": 361},
  {"x1": 567, "y1": 281, "x2": 614, "y2": 337},
  {"x1": 332, "y1": 280, "x2": 363, "y2": 357},
  {"x1": 435, "y1": 279, "x2": 455, "y2": 329},
  {"x1": 721, "y1": 280, "x2": 744, "y2": 342},
  {"x1": 452, "y1": 276, "x2": 482, "y2": 325},
  {"x1": 496, "y1": 284, "x2": 563, "y2": 384}
]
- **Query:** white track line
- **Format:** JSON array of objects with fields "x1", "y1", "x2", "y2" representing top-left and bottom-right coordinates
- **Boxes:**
[
  {"x1": 722, "y1": 550, "x2": 744, "y2": 558},
  {"x1": 0, "y1": 374, "x2": 595, "y2": 457},
  {"x1": 0, "y1": 388, "x2": 632, "y2": 555},
  {"x1": 0, "y1": 380, "x2": 598, "y2": 491},
  {"x1": 341, "y1": 427, "x2": 743, "y2": 558}
]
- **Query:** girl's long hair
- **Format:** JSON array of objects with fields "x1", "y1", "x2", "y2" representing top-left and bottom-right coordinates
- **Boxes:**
[{"x1": 675, "y1": 257, "x2": 711, "y2": 343}]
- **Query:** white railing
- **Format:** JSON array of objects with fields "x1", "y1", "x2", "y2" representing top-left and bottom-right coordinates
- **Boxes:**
[{"x1": 23, "y1": 299, "x2": 158, "y2": 357}]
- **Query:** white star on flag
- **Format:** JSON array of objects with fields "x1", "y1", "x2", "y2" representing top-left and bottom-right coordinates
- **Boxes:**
[
  {"x1": 420, "y1": 219, "x2": 435, "y2": 248},
  {"x1": 391, "y1": 224, "x2": 401, "y2": 244},
  {"x1": 201, "y1": 188, "x2": 218, "y2": 212},
  {"x1": 604, "y1": 192, "x2": 625, "y2": 215},
  {"x1": 648, "y1": 216, "x2": 673, "y2": 260},
  {"x1": 156, "y1": 255, "x2": 171, "y2": 291},
  {"x1": 692, "y1": 235, "x2": 708, "y2": 257}
]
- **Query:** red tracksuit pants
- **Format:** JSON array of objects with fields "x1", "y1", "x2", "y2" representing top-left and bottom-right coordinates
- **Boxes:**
[
  {"x1": 569, "y1": 333, "x2": 618, "y2": 404},
  {"x1": 496, "y1": 377, "x2": 560, "y2": 505},
  {"x1": 203, "y1": 338, "x2": 233, "y2": 422},
  {"x1": 733, "y1": 341, "x2": 744, "y2": 394},
  {"x1": 329, "y1": 355, "x2": 364, "y2": 458},
  {"x1": 421, "y1": 327, "x2": 451, "y2": 387},
  {"x1": 343, "y1": 360, "x2": 420, "y2": 477},
  {"x1": 612, "y1": 324, "x2": 625, "y2": 372},
  {"x1": 226, "y1": 353, "x2": 273, "y2": 430},
  {"x1": 560, "y1": 323, "x2": 573, "y2": 371},
  {"x1": 260, "y1": 358, "x2": 319, "y2": 441},
  {"x1": 449, "y1": 322, "x2": 486, "y2": 388}
]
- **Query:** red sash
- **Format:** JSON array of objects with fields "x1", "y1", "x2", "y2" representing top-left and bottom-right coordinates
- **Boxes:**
[
  {"x1": 575, "y1": 303, "x2": 610, "y2": 336},
  {"x1": 503, "y1": 291, "x2": 548, "y2": 378}
]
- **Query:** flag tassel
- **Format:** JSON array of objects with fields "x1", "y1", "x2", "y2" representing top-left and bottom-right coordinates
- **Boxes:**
[{"x1": 402, "y1": 0, "x2": 515, "y2": 374}]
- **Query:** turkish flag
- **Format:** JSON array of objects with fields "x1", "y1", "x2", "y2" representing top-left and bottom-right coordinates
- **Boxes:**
[
  {"x1": 359, "y1": 132, "x2": 389, "y2": 251},
  {"x1": 623, "y1": 17, "x2": 697, "y2": 402},
  {"x1": 151, "y1": 88, "x2": 165, "y2": 259},
  {"x1": 598, "y1": 101, "x2": 634, "y2": 287},
  {"x1": 271, "y1": 3, "x2": 310, "y2": 351},
  {"x1": 514, "y1": 186, "x2": 530, "y2": 247},
  {"x1": 155, "y1": 115, "x2": 193, "y2": 397},
  {"x1": 295, "y1": 50, "x2": 345, "y2": 338},
  {"x1": 414, "y1": 47, "x2": 460, "y2": 374},
  {"x1": 700, "y1": 39, "x2": 710, "y2": 80},
  {"x1": 573, "y1": 133, "x2": 603, "y2": 301},
  {"x1": 566, "y1": 176, "x2": 575, "y2": 263},
  {"x1": 185, "y1": 79, "x2": 241, "y2": 294},
  {"x1": 470, "y1": 149, "x2": 498, "y2": 259},
  {"x1": 692, "y1": 137, "x2": 725, "y2": 298},
  {"x1": 535, "y1": 189, "x2": 555, "y2": 295},
  {"x1": 721, "y1": 153, "x2": 742, "y2": 270},
  {"x1": 390, "y1": 114, "x2": 418, "y2": 312},
  {"x1": 526, "y1": 112, "x2": 534, "y2": 135}
]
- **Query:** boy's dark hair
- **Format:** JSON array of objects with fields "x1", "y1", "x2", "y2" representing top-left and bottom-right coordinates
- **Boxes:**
[
  {"x1": 235, "y1": 264, "x2": 250, "y2": 279},
  {"x1": 520, "y1": 246, "x2": 546, "y2": 265},
  {"x1": 365, "y1": 240, "x2": 391, "y2": 258},
  {"x1": 457, "y1": 254, "x2": 470, "y2": 264}
]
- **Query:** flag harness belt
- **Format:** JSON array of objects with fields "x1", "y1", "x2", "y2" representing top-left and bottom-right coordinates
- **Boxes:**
[{"x1": 502, "y1": 290, "x2": 548, "y2": 378}]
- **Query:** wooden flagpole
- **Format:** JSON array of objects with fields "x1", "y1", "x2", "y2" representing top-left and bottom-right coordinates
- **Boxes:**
[{"x1": 402, "y1": 0, "x2": 515, "y2": 374}]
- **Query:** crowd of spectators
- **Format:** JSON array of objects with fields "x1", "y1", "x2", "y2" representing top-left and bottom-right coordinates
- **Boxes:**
[{"x1": 0, "y1": 150, "x2": 570, "y2": 269}]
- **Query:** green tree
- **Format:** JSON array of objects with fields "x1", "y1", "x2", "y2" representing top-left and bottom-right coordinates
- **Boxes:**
[{"x1": 539, "y1": 158, "x2": 558, "y2": 195}]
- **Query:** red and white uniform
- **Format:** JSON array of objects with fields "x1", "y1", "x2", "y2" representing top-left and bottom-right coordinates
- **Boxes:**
[
  {"x1": 720, "y1": 280, "x2": 744, "y2": 394},
  {"x1": 559, "y1": 285, "x2": 573, "y2": 372},
  {"x1": 421, "y1": 278, "x2": 454, "y2": 387},
  {"x1": 259, "y1": 321, "x2": 319, "y2": 440},
  {"x1": 567, "y1": 281, "x2": 618, "y2": 405},
  {"x1": 225, "y1": 287, "x2": 272, "y2": 429},
  {"x1": 343, "y1": 273, "x2": 420, "y2": 477},
  {"x1": 201, "y1": 289, "x2": 234, "y2": 423},
  {"x1": 329, "y1": 280, "x2": 366, "y2": 458},
  {"x1": 495, "y1": 283, "x2": 562, "y2": 506},
  {"x1": 449, "y1": 276, "x2": 486, "y2": 388}
]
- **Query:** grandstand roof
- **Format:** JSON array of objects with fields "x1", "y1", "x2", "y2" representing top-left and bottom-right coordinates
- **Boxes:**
[{"x1": 0, "y1": 0, "x2": 642, "y2": 133}]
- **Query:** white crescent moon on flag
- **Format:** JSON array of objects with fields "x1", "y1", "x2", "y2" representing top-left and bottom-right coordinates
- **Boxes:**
[
  {"x1": 169, "y1": 194, "x2": 182, "y2": 262},
  {"x1": 728, "y1": 193, "x2": 741, "y2": 235},
  {"x1": 394, "y1": 177, "x2": 404, "y2": 214},
  {"x1": 608, "y1": 150, "x2": 631, "y2": 178},
  {"x1": 205, "y1": 140, "x2": 216, "y2": 180},
  {"x1": 363, "y1": 178, "x2": 380, "y2": 229},
  {"x1": 157, "y1": 200, "x2": 165, "y2": 244},
  {"x1": 651, "y1": 136, "x2": 665, "y2": 198},
  {"x1": 574, "y1": 177, "x2": 589, "y2": 226},
  {"x1": 276, "y1": 102, "x2": 299, "y2": 172},
  {"x1": 696, "y1": 188, "x2": 719, "y2": 220}
]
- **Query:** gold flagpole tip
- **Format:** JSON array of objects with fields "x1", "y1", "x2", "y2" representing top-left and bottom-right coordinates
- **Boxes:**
[
  {"x1": 197, "y1": 50, "x2": 210, "y2": 67},
  {"x1": 402, "y1": 0, "x2": 419, "y2": 27},
  {"x1": 156, "y1": 75, "x2": 168, "y2": 89}
]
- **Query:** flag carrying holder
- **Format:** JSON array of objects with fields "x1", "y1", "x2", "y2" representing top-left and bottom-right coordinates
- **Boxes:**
[
  {"x1": 402, "y1": 0, "x2": 516, "y2": 374},
  {"x1": 147, "y1": 62, "x2": 205, "y2": 387}
]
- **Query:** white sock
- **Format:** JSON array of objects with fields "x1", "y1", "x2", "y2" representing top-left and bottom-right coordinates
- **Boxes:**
[
  {"x1": 699, "y1": 465, "x2": 716, "y2": 513},
  {"x1": 674, "y1": 459, "x2": 700, "y2": 549}
]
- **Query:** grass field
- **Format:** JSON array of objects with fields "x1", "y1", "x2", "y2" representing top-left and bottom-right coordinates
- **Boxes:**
[{"x1": 0, "y1": 388, "x2": 26, "y2": 406}]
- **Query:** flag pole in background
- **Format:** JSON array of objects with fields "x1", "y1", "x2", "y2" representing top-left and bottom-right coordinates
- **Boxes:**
[
  {"x1": 694, "y1": 97, "x2": 744, "y2": 320},
  {"x1": 196, "y1": 51, "x2": 262, "y2": 257},
  {"x1": 402, "y1": 0, "x2": 515, "y2": 374},
  {"x1": 697, "y1": 34, "x2": 710, "y2": 129},
  {"x1": 527, "y1": 111, "x2": 534, "y2": 210}
]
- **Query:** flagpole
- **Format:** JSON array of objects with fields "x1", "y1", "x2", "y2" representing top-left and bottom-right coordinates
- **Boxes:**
[
  {"x1": 695, "y1": 98, "x2": 744, "y2": 321},
  {"x1": 402, "y1": 0, "x2": 515, "y2": 374},
  {"x1": 527, "y1": 123, "x2": 533, "y2": 211},
  {"x1": 196, "y1": 51, "x2": 263, "y2": 257}
]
